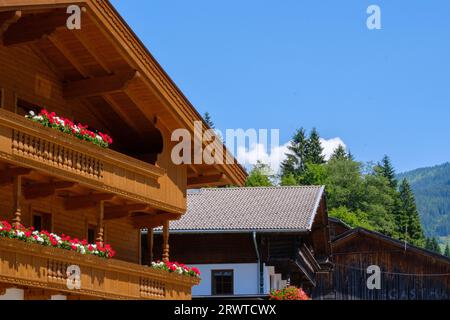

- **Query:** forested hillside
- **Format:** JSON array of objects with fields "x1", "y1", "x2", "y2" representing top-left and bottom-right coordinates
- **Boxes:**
[{"x1": 398, "y1": 163, "x2": 450, "y2": 240}]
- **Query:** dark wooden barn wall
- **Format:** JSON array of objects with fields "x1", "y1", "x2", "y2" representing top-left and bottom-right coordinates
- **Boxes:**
[{"x1": 313, "y1": 233, "x2": 450, "y2": 300}]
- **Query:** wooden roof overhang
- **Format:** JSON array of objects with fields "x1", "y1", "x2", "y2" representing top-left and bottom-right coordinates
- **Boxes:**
[
  {"x1": 0, "y1": 0, "x2": 247, "y2": 188},
  {"x1": 332, "y1": 228, "x2": 450, "y2": 264}
]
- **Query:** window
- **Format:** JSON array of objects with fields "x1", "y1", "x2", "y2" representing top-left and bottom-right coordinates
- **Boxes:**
[
  {"x1": 212, "y1": 270, "x2": 234, "y2": 295},
  {"x1": 16, "y1": 98, "x2": 39, "y2": 116},
  {"x1": 32, "y1": 211, "x2": 52, "y2": 232}
]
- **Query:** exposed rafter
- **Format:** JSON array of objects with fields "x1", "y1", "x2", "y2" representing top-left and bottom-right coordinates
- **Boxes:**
[
  {"x1": 65, "y1": 193, "x2": 116, "y2": 210},
  {"x1": 2, "y1": 9, "x2": 67, "y2": 46},
  {"x1": 47, "y1": 33, "x2": 90, "y2": 77},
  {"x1": 0, "y1": 10, "x2": 21, "y2": 38},
  {"x1": 63, "y1": 71, "x2": 139, "y2": 99},
  {"x1": 0, "y1": 167, "x2": 32, "y2": 185},
  {"x1": 187, "y1": 173, "x2": 226, "y2": 188},
  {"x1": 104, "y1": 204, "x2": 150, "y2": 221},
  {"x1": 23, "y1": 181, "x2": 77, "y2": 200}
]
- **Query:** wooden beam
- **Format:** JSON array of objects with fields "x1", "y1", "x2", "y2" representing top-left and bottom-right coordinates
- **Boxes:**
[
  {"x1": 12, "y1": 175, "x2": 22, "y2": 228},
  {"x1": 104, "y1": 204, "x2": 150, "y2": 221},
  {"x1": 96, "y1": 201, "x2": 104, "y2": 246},
  {"x1": 47, "y1": 33, "x2": 89, "y2": 77},
  {"x1": 0, "y1": 167, "x2": 32, "y2": 185},
  {"x1": 130, "y1": 214, "x2": 167, "y2": 229},
  {"x1": 72, "y1": 30, "x2": 112, "y2": 74},
  {"x1": 23, "y1": 181, "x2": 77, "y2": 200},
  {"x1": 162, "y1": 221, "x2": 170, "y2": 262},
  {"x1": 63, "y1": 71, "x2": 139, "y2": 99},
  {"x1": 187, "y1": 173, "x2": 225, "y2": 188},
  {"x1": 65, "y1": 194, "x2": 115, "y2": 210},
  {"x1": 0, "y1": 10, "x2": 22, "y2": 38},
  {"x1": 2, "y1": 9, "x2": 67, "y2": 46}
]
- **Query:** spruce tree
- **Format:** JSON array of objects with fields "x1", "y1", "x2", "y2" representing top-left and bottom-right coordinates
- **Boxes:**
[
  {"x1": 378, "y1": 155, "x2": 398, "y2": 189},
  {"x1": 329, "y1": 145, "x2": 348, "y2": 161},
  {"x1": 399, "y1": 178, "x2": 425, "y2": 246},
  {"x1": 204, "y1": 112, "x2": 215, "y2": 129},
  {"x1": 444, "y1": 244, "x2": 450, "y2": 258},
  {"x1": 432, "y1": 238, "x2": 442, "y2": 254},
  {"x1": 281, "y1": 128, "x2": 308, "y2": 179},
  {"x1": 306, "y1": 128, "x2": 325, "y2": 165}
]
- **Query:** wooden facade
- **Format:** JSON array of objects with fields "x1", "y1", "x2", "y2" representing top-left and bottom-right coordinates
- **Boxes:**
[
  {"x1": 0, "y1": 0, "x2": 246, "y2": 300},
  {"x1": 313, "y1": 228, "x2": 450, "y2": 300}
]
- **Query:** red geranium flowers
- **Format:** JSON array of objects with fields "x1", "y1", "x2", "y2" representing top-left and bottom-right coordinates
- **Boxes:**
[
  {"x1": 26, "y1": 109, "x2": 113, "y2": 148},
  {"x1": 151, "y1": 260, "x2": 201, "y2": 278},
  {"x1": 0, "y1": 220, "x2": 115, "y2": 259}
]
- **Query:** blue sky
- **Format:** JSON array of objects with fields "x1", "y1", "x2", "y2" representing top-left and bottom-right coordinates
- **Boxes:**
[{"x1": 111, "y1": 0, "x2": 450, "y2": 173}]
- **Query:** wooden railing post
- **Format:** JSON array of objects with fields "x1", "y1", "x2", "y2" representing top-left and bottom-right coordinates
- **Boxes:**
[
  {"x1": 12, "y1": 175, "x2": 22, "y2": 228},
  {"x1": 147, "y1": 228, "x2": 154, "y2": 264},
  {"x1": 162, "y1": 221, "x2": 170, "y2": 262},
  {"x1": 96, "y1": 200, "x2": 104, "y2": 246}
]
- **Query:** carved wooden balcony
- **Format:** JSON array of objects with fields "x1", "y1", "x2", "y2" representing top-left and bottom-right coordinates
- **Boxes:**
[
  {"x1": 0, "y1": 237, "x2": 199, "y2": 300},
  {"x1": 0, "y1": 109, "x2": 186, "y2": 215}
]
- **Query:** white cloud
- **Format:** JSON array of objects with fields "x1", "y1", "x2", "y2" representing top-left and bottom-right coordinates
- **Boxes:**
[
  {"x1": 237, "y1": 137, "x2": 346, "y2": 173},
  {"x1": 320, "y1": 137, "x2": 347, "y2": 161}
]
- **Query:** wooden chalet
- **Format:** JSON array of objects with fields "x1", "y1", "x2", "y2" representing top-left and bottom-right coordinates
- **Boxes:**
[
  {"x1": 0, "y1": 0, "x2": 246, "y2": 300},
  {"x1": 150, "y1": 187, "x2": 331, "y2": 298},
  {"x1": 313, "y1": 218, "x2": 450, "y2": 300}
]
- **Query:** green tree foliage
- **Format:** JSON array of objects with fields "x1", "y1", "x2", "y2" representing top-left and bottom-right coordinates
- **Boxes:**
[
  {"x1": 397, "y1": 162, "x2": 450, "y2": 241},
  {"x1": 281, "y1": 128, "x2": 325, "y2": 184},
  {"x1": 277, "y1": 127, "x2": 429, "y2": 247},
  {"x1": 329, "y1": 207, "x2": 373, "y2": 230},
  {"x1": 398, "y1": 179, "x2": 426, "y2": 246},
  {"x1": 425, "y1": 237, "x2": 442, "y2": 254},
  {"x1": 281, "y1": 128, "x2": 308, "y2": 179},
  {"x1": 245, "y1": 161, "x2": 274, "y2": 187},
  {"x1": 444, "y1": 243, "x2": 450, "y2": 258},
  {"x1": 376, "y1": 155, "x2": 398, "y2": 189},
  {"x1": 306, "y1": 128, "x2": 325, "y2": 165},
  {"x1": 203, "y1": 112, "x2": 214, "y2": 129},
  {"x1": 280, "y1": 173, "x2": 298, "y2": 186},
  {"x1": 329, "y1": 145, "x2": 349, "y2": 161}
]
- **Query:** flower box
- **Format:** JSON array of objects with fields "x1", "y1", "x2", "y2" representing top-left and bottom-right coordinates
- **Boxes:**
[
  {"x1": 0, "y1": 220, "x2": 115, "y2": 259},
  {"x1": 151, "y1": 261, "x2": 201, "y2": 279},
  {"x1": 26, "y1": 109, "x2": 113, "y2": 148}
]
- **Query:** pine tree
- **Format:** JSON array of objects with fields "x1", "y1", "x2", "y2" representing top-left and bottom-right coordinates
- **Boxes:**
[
  {"x1": 378, "y1": 155, "x2": 398, "y2": 189},
  {"x1": 204, "y1": 112, "x2": 215, "y2": 129},
  {"x1": 329, "y1": 145, "x2": 348, "y2": 161},
  {"x1": 399, "y1": 178, "x2": 425, "y2": 246},
  {"x1": 432, "y1": 238, "x2": 442, "y2": 254},
  {"x1": 444, "y1": 243, "x2": 450, "y2": 258},
  {"x1": 281, "y1": 128, "x2": 308, "y2": 179},
  {"x1": 306, "y1": 128, "x2": 325, "y2": 165}
]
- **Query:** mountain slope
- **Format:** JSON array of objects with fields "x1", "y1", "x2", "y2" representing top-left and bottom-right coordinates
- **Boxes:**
[{"x1": 397, "y1": 162, "x2": 450, "y2": 240}]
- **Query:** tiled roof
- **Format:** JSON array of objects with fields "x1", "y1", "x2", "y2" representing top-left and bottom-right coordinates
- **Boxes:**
[{"x1": 166, "y1": 186, "x2": 325, "y2": 232}]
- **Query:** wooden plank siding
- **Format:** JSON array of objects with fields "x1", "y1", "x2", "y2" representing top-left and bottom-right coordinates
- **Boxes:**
[
  {"x1": 313, "y1": 230, "x2": 450, "y2": 300},
  {"x1": 0, "y1": 183, "x2": 141, "y2": 264}
]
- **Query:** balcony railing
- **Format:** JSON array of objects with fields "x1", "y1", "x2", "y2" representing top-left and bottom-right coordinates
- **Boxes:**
[
  {"x1": 0, "y1": 237, "x2": 199, "y2": 300},
  {"x1": 0, "y1": 109, "x2": 185, "y2": 214}
]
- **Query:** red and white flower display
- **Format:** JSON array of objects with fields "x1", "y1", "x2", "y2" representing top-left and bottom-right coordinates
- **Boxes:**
[
  {"x1": 151, "y1": 261, "x2": 201, "y2": 278},
  {"x1": 26, "y1": 109, "x2": 113, "y2": 148},
  {"x1": 0, "y1": 220, "x2": 115, "y2": 259}
]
